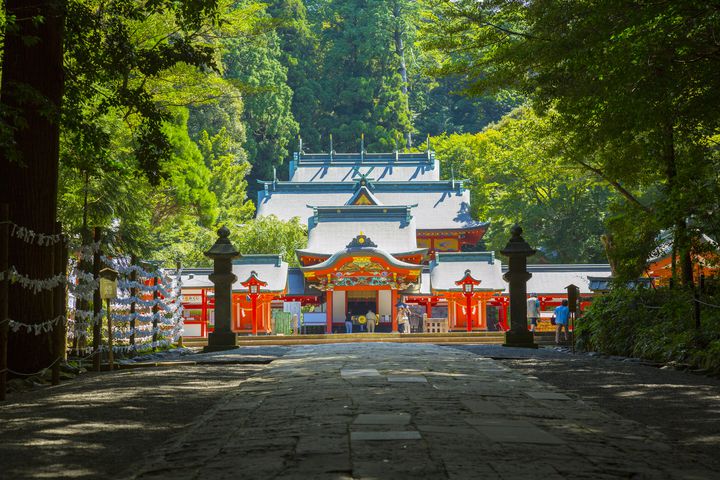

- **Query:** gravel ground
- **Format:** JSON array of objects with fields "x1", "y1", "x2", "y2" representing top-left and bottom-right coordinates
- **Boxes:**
[
  {"x1": 452, "y1": 345, "x2": 720, "y2": 472},
  {"x1": 0, "y1": 361, "x2": 272, "y2": 479}
]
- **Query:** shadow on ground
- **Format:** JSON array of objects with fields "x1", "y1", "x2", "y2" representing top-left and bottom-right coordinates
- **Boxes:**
[
  {"x1": 0, "y1": 365, "x2": 265, "y2": 479},
  {"x1": 452, "y1": 344, "x2": 720, "y2": 472}
]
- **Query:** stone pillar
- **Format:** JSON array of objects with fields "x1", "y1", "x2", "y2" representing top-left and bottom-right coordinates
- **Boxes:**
[
  {"x1": 203, "y1": 226, "x2": 239, "y2": 352},
  {"x1": 500, "y1": 225, "x2": 538, "y2": 348}
]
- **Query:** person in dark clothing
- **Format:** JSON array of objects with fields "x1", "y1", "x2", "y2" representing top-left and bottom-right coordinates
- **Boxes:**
[{"x1": 345, "y1": 311, "x2": 353, "y2": 334}]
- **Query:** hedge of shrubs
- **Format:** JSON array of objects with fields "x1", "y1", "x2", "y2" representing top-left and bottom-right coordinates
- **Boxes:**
[{"x1": 576, "y1": 285, "x2": 720, "y2": 373}]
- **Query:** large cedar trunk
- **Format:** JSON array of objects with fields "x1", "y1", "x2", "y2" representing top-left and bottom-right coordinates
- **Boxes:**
[{"x1": 0, "y1": 0, "x2": 65, "y2": 373}]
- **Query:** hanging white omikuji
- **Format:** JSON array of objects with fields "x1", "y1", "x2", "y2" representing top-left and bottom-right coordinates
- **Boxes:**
[
  {"x1": 63, "y1": 257, "x2": 186, "y2": 351},
  {"x1": 3, "y1": 315, "x2": 65, "y2": 335},
  {"x1": 8, "y1": 222, "x2": 64, "y2": 247},
  {"x1": 0, "y1": 268, "x2": 68, "y2": 294},
  {"x1": 73, "y1": 241, "x2": 102, "y2": 258},
  {"x1": 101, "y1": 264, "x2": 185, "y2": 350},
  {"x1": 101, "y1": 256, "x2": 157, "y2": 278},
  {"x1": 74, "y1": 309, "x2": 106, "y2": 324}
]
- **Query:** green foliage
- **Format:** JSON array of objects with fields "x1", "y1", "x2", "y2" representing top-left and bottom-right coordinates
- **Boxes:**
[
  {"x1": 433, "y1": 107, "x2": 612, "y2": 263},
  {"x1": 57, "y1": 0, "x2": 264, "y2": 265},
  {"x1": 234, "y1": 215, "x2": 308, "y2": 267},
  {"x1": 266, "y1": 0, "x2": 508, "y2": 152},
  {"x1": 421, "y1": 0, "x2": 720, "y2": 284},
  {"x1": 413, "y1": 76, "x2": 521, "y2": 137},
  {"x1": 298, "y1": 0, "x2": 411, "y2": 150},
  {"x1": 223, "y1": 2, "x2": 298, "y2": 185},
  {"x1": 577, "y1": 287, "x2": 720, "y2": 372},
  {"x1": 160, "y1": 108, "x2": 218, "y2": 227},
  {"x1": 63, "y1": 0, "x2": 223, "y2": 183}
]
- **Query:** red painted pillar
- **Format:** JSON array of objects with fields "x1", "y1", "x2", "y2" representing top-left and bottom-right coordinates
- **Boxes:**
[
  {"x1": 326, "y1": 290, "x2": 333, "y2": 334},
  {"x1": 466, "y1": 293, "x2": 472, "y2": 332},
  {"x1": 425, "y1": 300, "x2": 432, "y2": 318},
  {"x1": 251, "y1": 294, "x2": 257, "y2": 336},
  {"x1": 201, "y1": 289, "x2": 208, "y2": 336},
  {"x1": 480, "y1": 297, "x2": 487, "y2": 330}
]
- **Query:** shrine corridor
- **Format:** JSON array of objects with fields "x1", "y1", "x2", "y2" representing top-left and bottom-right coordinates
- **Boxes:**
[{"x1": 1, "y1": 344, "x2": 719, "y2": 479}]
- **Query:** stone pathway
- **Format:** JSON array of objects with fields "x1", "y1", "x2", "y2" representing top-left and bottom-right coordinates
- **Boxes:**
[{"x1": 129, "y1": 343, "x2": 714, "y2": 479}]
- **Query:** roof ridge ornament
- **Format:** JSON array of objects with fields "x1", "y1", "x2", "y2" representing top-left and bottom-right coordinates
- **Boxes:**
[{"x1": 346, "y1": 232, "x2": 378, "y2": 249}]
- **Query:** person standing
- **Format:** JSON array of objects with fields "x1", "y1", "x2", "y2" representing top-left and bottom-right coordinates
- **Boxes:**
[
  {"x1": 397, "y1": 306, "x2": 411, "y2": 333},
  {"x1": 366, "y1": 308, "x2": 377, "y2": 333},
  {"x1": 553, "y1": 299, "x2": 570, "y2": 344},
  {"x1": 345, "y1": 311, "x2": 353, "y2": 334},
  {"x1": 291, "y1": 313, "x2": 299, "y2": 335},
  {"x1": 527, "y1": 293, "x2": 541, "y2": 332}
]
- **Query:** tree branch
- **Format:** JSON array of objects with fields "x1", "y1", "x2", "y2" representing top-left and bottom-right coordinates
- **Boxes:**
[{"x1": 573, "y1": 158, "x2": 653, "y2": 213}]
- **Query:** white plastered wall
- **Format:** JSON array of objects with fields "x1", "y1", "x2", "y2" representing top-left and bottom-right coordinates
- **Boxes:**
[
  {"x1": 332, "y1": 290, "x2": 346, "y2": 322},
  {"x1": 378, "y1": 290, "x2": 392, "y2": 318}
]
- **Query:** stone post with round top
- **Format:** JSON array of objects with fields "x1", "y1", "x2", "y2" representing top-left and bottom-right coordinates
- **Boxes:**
[
  {"x1": 204, "y1": 226, "x2": 240, "y2": 352},
  {"x1": 500, "y1": 225, "x2": 538, "y2": 348}
]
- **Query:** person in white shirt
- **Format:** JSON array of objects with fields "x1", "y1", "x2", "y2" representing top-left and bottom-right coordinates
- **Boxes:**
[
  {"x1": 527, "y1": 294, "x2": 541, "y2": 332},
  {"x1": 397, "y1": 306, "x2": 411, "y2": 333}
]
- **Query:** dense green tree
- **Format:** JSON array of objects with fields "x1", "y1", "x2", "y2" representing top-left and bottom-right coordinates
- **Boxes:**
[
  {"x1": 223, "y1": 3, "x2": 298, "y2": 185},
  {"x1": 422, "y1": 0, "x2": 720, "y2": 284},
  {"x1": 297, "y1": 0, "x2": 413, "y2": 151},
  {"x1": 156, "y1": 108, "x2": 218, "y2": 228},
  {"x1": 260, "y1": 0, "x2": 519, "y2": 153},
  {"x1": 267, "y1": 0, "x2": 319, "y2": 153},
  {"x1": 198, "y1": 131, "x2": 254, "y2": 225},
  {"x1": 414, "y1": 76, "x2": 520, "y2": 136},
  {"x1": 234, "y1": 215, "x2": 308, "y2": 267},
  {"x1": 433, "y1": 107, "x2": 613, "y2": 263}
]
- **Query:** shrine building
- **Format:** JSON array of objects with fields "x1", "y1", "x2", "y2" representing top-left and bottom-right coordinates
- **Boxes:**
[{"x1": 179, "y1": 149, "x2": 612, "y2": 336}]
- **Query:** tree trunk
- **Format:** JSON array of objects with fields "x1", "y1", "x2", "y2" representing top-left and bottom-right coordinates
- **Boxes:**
[
  {"x1": 662, "y1": 119, "x2": 694, "y2": 288},
  {"x1": 392, "y1": 1, "x2": 412, "y2": 148},
  {"x1": 0, "y1": 0, "x2": 66, "y2": 373},
  {"x1": 74, "y1": 177, "x2": 91, "y2": 352}
]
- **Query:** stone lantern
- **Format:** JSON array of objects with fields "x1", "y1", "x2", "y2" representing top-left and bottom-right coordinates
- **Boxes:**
[
  {"x1": 500, "y1": 225, "x2": 538, "y2": 348},
  {"x1": 203, "y1": 226, "x2": 240, "y2": 352}
]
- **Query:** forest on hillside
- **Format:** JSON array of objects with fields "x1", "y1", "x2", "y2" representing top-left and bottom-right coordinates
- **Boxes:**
[{"x1": 2, "y1": 0, "x2": 719, "y2": 276}]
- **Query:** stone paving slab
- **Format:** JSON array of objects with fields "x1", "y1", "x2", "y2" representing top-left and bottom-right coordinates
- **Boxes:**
[
  {"x1": 341, "y1": 368, "x2": 381, "y2": 378},
  {"x1": 387, "y1": 375, "x2": 428, "y2": 383},
  {"x1": 473, "y1": 424, "x2": 566, "y2": 444},
  {"x1": 350, "y1": 431, "x2": 423, "y2": 441},
  {"x1": 525, "y1": 391, "x2": 573, "y2": 400},
  {"x1": 354, "y1": 413, "x2": 411, "y2": 425},
  {"x1": 128, "y1": 343, "x2": 720, "y2": 479}
]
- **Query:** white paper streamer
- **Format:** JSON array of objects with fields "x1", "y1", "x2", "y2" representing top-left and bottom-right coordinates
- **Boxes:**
[
  {"x1": 0, "y1": 268, "x2": 68, "y2": 294},
  {"x1": 5, "y1": 315, "x2": 65, "y2": 335},
  {"x1": 7, "y1": 222, "x2": 64, "y2": 247}
]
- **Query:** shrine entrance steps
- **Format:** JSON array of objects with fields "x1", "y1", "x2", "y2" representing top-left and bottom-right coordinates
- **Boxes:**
[{"x1": 184, "y1": 331, "x2": 507, "y2": 347}]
